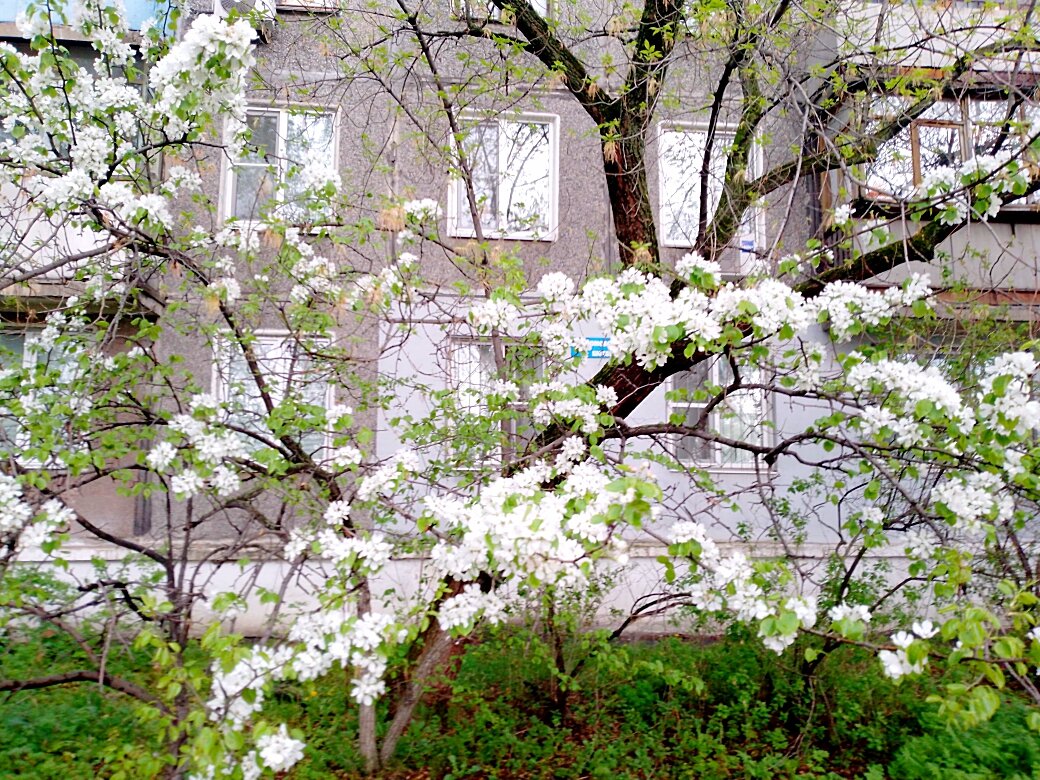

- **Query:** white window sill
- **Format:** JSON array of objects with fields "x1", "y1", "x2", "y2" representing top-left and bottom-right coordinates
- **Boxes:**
[{"x1": 449, "y1": 227, "x2": 558, "y2": 243}]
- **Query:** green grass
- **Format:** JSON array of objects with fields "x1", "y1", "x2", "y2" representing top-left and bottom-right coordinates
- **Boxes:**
[{"x1": 5, "y1": 625, "x2": 1040, "y2": 779}]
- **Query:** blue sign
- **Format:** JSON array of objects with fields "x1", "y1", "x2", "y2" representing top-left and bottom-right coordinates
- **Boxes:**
[
  {"x1": 571, "y1": 336, "x2": 610, "y2": 360},
  {"x1": 0, "y1": 0, "x2": 165, "y2": 30}
]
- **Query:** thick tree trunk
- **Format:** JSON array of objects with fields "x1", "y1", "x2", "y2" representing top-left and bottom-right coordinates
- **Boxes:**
[
  {"x1": 603, "y1": 127, "x2": 660, "y2": 268},
  {"x1": 378, "y1": 626, "x2": 457, "y2": 766}
]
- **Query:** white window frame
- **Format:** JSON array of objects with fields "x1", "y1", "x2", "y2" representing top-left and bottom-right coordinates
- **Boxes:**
[
  {"x1": 657, "y1": 122, "x2": 764, "y2": 260},
  {"x1": 861, "y1": 95, "x2": 1040, "y2": 207},
  {"x1": 222, "y1": 105, "x2": 340, "y2": 227},
  {"x1": 275, "y1": 0, "x2": 337, "y2": 11},
  {"x1": 446, "y1": 113, "x2": 560, "y2": 242},
  {"x1": 212, "y1": 331, "x2": 333, "y2": 454},
  {"x1": 667, "y1": 356, "x2": 771, "y2": 471},
  {"x1": 452, "y1": 0, "x2": 549, "y2": 21}
]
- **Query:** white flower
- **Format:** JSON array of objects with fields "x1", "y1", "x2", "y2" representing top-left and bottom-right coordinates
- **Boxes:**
[
  {"x1": 327, "y1": 404, "x2": 353, "y2": 426},
  {"x1": 209, "y1": 465, "x2": 240, "y2": 497},
  {"x1": 147, "y1": 441, "x2": 178, "y2": 472},
  {"x1": 256, "y1": 724, "x2": 306, "y2": 773},
  {"x1": 331, "y1": 445, "x2": 362, "y2": 469},
  {"x1": 536, "y1": 272, "x2": 576, "y2": 302},
  {"x1": 891, "y1": 631, "x2": 914, "y2": 649},
  {"x1": 402, "y1": 198, "x2": 442, "y2": 223},
  {"x1": 912, "y1": 620, "x2": 938, "y2": 639},
  {"x1": 211, "y1": 277, "x2": 241, "y2": 303},
  {"x1": 675, "y1": 252, "x2": 721, "y2": 283},
  {"x1": 828, "y1": 603, "x2": 872, "y2": 624},
  {"x1": 324, "y1": 500, "x2": 352, "y2": 525},
  {"x1": 832, "y1": 204, "x2": 853, "y2": 227},
  {"x1": 171, "y1": 470, "x2": 204, "y2": 498}
]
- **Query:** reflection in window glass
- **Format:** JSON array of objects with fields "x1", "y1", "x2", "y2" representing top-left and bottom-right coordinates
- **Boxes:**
[
  {"x1": 453, "y1": 341, "x2": 497, "y2": 413},
  {"x1": 916, "y1": 123, "x2": 962, "y2": 178},
  {"x1": 229, "y1": 109, "x2": 337, "y2": 223},
  {"x1": 217, "y1": 335, "x2": 329, "y2": 454},
  {"x1": 282, "y1": 113, "x2": 336, "y2": 222},
  {"x1": 859, "y1": 98, "x2": 1040, "y2": 201},
  {"x1": 659, "y1": 129, "x2": 730, "y2": 246},
  {"x1": 669, "y1": 357, "x2": 769, "y2": 467},
  {"x1": 454, "y1": 119, "x2": 554, "y2": 239},
  {"x1": 0, "y1": 331, "x2": 80, "y2": 463}
]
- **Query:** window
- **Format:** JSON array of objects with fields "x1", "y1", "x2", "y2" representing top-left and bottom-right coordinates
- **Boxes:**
[
  {"x1": 225, "y1": 107, "x2": 338, "y2": 224},
  {"x1": 455, "y1": 0, "x2": 504, "y2": 20},
  {"x1": 449, "y1": 338, "x2": 539, "y2": 463},
  {"x1": 0, "y1": 329, "x2": 80, "y2": 466},
  {"x1": 448, "y1": 115, "x2": 558, "y2": 241},
  {"x1": 658, "y1": 125, "x2": 761, "y2": 257},
  {"x1": 453, "y1": 340, "x2": 499, "y2": 414},
  {"x1": 214, "y1": 333, "x2": 331, "y2": 454},
  {"x1": 453, "y1": 0, "x2": 548, "y2": 21},
  {"x1": 668, "y1": 357, "x2": 769, "y2": 468},
  {"x1": 862, "y1": 95, "x2": 1040, "y2": 203}
]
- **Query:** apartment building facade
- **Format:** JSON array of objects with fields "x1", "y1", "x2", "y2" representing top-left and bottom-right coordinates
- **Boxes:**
[{"x1": 1, "y1": 0, "x2": 1038, "y2": 632}]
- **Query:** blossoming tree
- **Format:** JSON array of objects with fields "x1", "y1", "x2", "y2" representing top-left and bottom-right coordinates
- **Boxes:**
[{"x1": 4, "y1": 0, "x2": 1040, "y2": 776}]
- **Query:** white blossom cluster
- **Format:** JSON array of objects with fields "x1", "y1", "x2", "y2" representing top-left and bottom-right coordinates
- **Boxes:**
[
  {"x1": 424, "y1": 460, "x2": 641, "y2": 591},
  {"x1": 437, "y1": 585, "x2": 507, "y2": 632},
  {"x1": 814, "y1": 275, "x2": 931, "y2": 340},
  {"x1": 917, "y1": 153, "x2": 1028, "y2": 226},
  {"x1": 829, "y1": 602, "x2": 873, "y2": 625},
  {"x1": 517, "y1": 269, "x2": 932, "y2": 371},
  {"x1": 878, "y1": 627, "x2": 932, "y2": 680},
  {"x1": 669, "y1": 520, "x2": 816, "y2": 654},
  {"x1": 254, "y1": 725, "x2": 306, "y2": 774},
  {"x1": 978, "y1": 352, "x2": 1040, "y2": 434},
  {"x1": 342, "y1": 258, "x2": 412, "y2": 311},
  {"x1": 931, "y1": 471, "x2": 1013, "y2": 534},
  {"x1": 147, "y1": 412, "x2": 249, "y2": 499},
  {"x1": 402, "y1": 198, "x2": 442, "y2": 223},
  {"x1": 0, "y1": 475, "x2": 33, "y2": 536},
  {"x1": 285, "y1": 229, "x2": 340, "y2": 304},
  {"x1": 287, "y1": 610, "x2": 405, "y2": 704},
  {"x1": 468, "y1": 297, "x2": 523, "y2": 331},
  {"x1": 208, "y1": 647, "x2": 295, "y2": 729},
  {"x1": 356, "y1": 448, "x2": 419, "y2": 501},
  {"x1": 674, "y1": 251, "x2": 722, "y2": 283},
  {"x1": 848, "y1": 358, "x2": 974, "y2": 442},
  {"x1": 149, "y1": 15, "x2": 255, "y2": 139},
  {"x1": 19, "y1": 499, "x2": 75, "y2": 549}
]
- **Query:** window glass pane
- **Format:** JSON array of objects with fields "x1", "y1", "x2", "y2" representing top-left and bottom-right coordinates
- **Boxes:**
[
  {"x1": 454, "y1": 341, "x2": 496, "y2": 412},
  {"x1": 226, "y1": 344, "x2": 272, "y2": 440},
  {"x1": 660, "y1": 130, "x2": 728, "y2": 245},
  {"x1": 716, "y1": 387, "x2": 766, "y2": 465},
  {"x1": 0, "y1": 332, "x2": 25, "y2": 366},
  {"x1": 0, "y1": 332, "x2": 25, "y2": 446},
  {"x1": 458, "y1": 123, "x2": 500, "y2": 233},
  {"x1": 501, "y1": 120, "x2": 550, "y2": 234},
  {"x1": 675, "y1": 406, "x2": 711, "y2": 463},
  {"x1": 916, "y1": 123, "x2": 961, "y2": 177},
  {"x1": 922, "y1": 101, "x2": 964, "y2": 124},
  {"x1": 865, "y1": 126, "x2": 915, "y2": 199},
  {"x1": 283, "y1": 113, "x2": 336, "y2": 218},
  {"x1": 223, "y1": 337, "x2": 328, "y2": 451},
  {"x1": 672, "y1": 362, "x2": 711, "y2": 397},
  {"x1": 672, "y1": 359, "x2": 766, "y2": 467},
  {"x1": 971, "y1": 100, "x2": 1013, "y2": 155},
  {"x1": 232, "y1": 164, "x2": 276, "y2": 221},
  {"x1": 243, "y1": 113, "x2": 278, "y2": 164}
]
